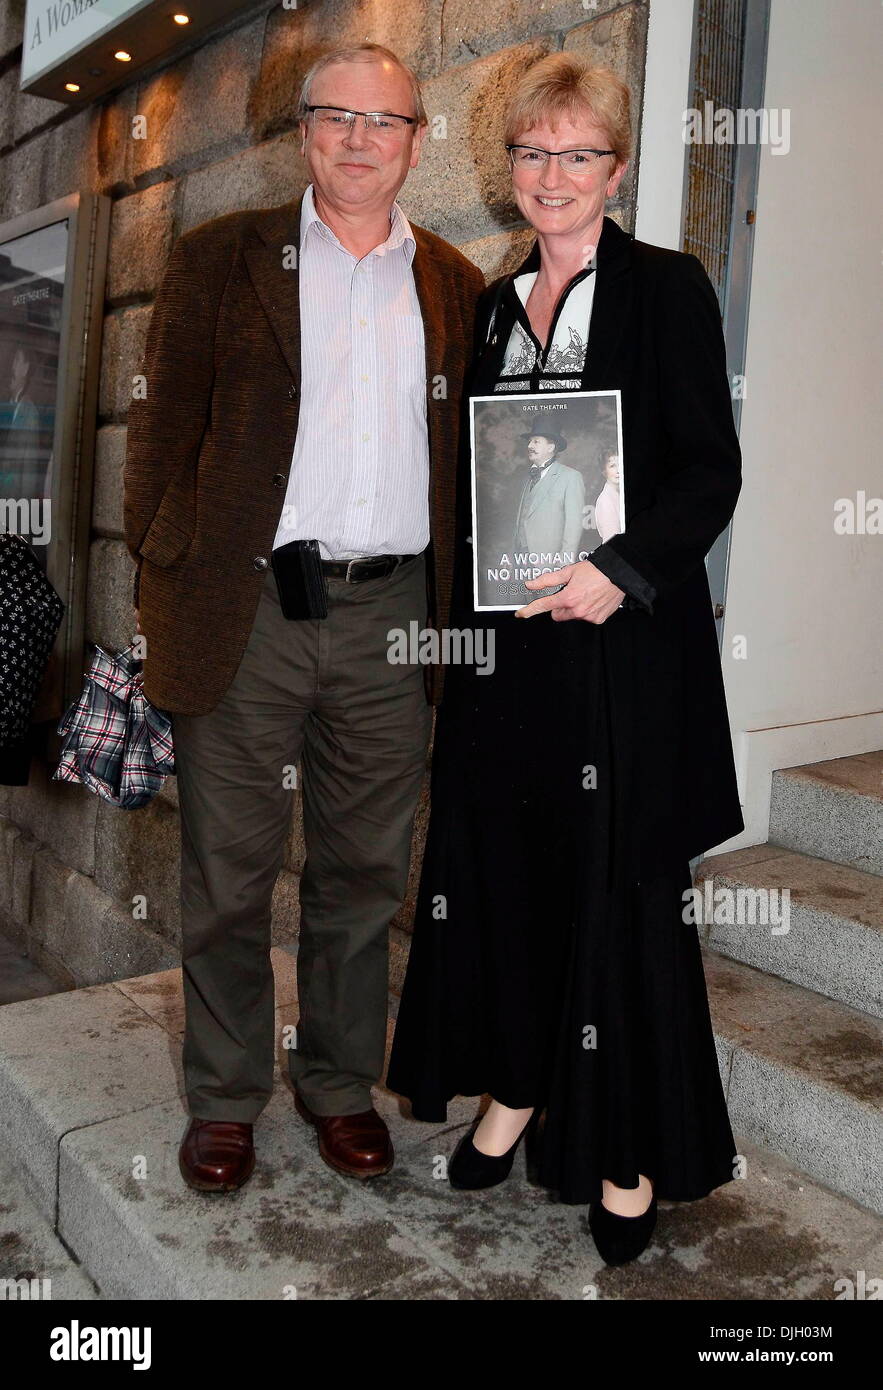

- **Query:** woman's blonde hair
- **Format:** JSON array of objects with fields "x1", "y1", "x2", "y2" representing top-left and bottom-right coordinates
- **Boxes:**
[{"x1": 505, "y1": 55, "x2": 631, "y2": 168}]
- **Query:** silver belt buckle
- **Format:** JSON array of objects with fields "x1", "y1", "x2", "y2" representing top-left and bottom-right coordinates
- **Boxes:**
[
  {"x1": 344, "y1": 555, "x2": 399, "y2": 582},
  {"x1": 345, "y1": 556, "x2": 379, "y2": 582}
]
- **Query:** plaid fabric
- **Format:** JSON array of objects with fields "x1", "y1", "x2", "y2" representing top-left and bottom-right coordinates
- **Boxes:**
[{"x1": 53, "y1": 642, "x2": 175, "y2": 809}]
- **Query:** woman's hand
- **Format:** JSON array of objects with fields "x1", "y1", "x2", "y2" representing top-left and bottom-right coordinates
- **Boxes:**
[{"x1": 515, "y1": 560, "x2": 625, "y2": 623}]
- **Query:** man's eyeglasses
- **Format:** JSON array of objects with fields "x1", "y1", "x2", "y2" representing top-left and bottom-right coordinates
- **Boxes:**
[
  {"x1": 306, "y1": 105, "x2": 417, "y2": 136},
  {"x1": 507, "y1": 144, "x2": 616, "y2": 174}
]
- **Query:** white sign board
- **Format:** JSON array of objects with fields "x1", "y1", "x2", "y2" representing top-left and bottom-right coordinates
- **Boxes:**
[{"x1": 22, "y1": 0, "x2": 155, "y2": 86}]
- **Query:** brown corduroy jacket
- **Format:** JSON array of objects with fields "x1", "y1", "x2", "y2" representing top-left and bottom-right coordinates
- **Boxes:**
[{"x1": 123, "y1": 193, "x2": 485, "y2": 716}]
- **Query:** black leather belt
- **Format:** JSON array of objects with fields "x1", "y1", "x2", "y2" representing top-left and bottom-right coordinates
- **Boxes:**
[{"x1": 321, "y1": 554, "x2": 418, "y2": 582}]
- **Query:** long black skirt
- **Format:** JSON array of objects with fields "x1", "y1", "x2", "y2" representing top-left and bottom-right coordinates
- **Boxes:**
[{"x1": 385, "y1": 592, "x2": 738, "y2": 1206}]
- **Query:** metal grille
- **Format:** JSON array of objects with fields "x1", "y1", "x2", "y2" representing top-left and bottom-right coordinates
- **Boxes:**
[{"x1": 683, "y1": 0, "x2": 747, "y2": 304}]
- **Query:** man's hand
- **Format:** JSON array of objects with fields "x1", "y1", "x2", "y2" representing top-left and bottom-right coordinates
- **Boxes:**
[
  {"x1": 515, "y1": 560, "x2": 625, "y2": 623},
  {"x1": 134, "y1": 608, "x2": 143, "y2": 637}
]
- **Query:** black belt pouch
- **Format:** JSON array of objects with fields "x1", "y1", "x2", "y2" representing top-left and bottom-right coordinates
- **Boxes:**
[{"x1": 270, "y1": 538, "x2": 329, "y2": 619}]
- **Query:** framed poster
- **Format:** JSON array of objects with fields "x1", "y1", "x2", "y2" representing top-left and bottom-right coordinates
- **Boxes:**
[
  {"x1": 0, "y1": 193, "x2": 111, "y2": 734},
  {"x1": 469, "y1": 389, "x2": 625, "y2": 611}
]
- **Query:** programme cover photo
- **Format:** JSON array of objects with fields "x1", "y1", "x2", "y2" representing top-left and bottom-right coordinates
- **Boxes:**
[{"x1": 469, "y1": 389, "x2": 625, "y2": 611}]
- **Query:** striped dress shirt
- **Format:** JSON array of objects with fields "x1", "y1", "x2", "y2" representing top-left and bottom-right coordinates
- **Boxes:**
[{"x1": 271, "y1": 183, "x2": 430, "y2": 560}]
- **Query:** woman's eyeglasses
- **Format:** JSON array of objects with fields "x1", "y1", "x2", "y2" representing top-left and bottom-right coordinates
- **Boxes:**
[{"x1": 507, "y1": 144, "x2": 615, "y2": 174}]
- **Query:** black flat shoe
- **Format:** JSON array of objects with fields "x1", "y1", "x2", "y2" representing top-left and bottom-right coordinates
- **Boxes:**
[
  {"x1": 448, "y1": 1112, "x2": 537, "y2": 1190},
  {"x1": 589, "y1": 1187, "x2": 657, "y2": 1265}
]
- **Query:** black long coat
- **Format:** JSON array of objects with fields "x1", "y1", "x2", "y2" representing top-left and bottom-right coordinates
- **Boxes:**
[{"x1": 465, "y1": 215, "x2": 745, "y2": 872}]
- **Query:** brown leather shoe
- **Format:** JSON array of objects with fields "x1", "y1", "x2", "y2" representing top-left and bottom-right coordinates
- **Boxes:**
[
  {"x1": 294, "y1": 1091, "x2": 393, "y2": 1178},
  {"x1": 178, "y1": 1118, "x2": 255, "y2": 1192}
]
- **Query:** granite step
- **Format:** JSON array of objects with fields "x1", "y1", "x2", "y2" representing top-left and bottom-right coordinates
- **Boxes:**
[
  {"x1": 0, "y1": 948, "x2": 881, "y2": 1298},
  {"x1": 769, "y1": 752, "x2": 883, "y2": 875},
  {"x1": 0, "y1": 1147, "x2": 100, "y2": 1301},
  {"x1": 695, "y1": 845, "x2": 883, "y2": 1017},
  {"x1": 705, "y1": 948, "x2": 882, "y2": 1216}
]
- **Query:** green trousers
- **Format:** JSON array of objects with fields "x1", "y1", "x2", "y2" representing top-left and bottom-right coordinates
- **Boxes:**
[{"x1": 171, "y1": 556, "x2": 432, "y2": 1120}]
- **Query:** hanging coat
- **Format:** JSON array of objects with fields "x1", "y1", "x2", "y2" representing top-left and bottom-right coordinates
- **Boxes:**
[{"x1": 0, "y1": 534, "x2": 64, "y2": 786}]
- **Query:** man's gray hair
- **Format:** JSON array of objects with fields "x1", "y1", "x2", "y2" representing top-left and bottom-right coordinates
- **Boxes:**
[{"x1": 297, "y1": 43, "x2": 428, "y2": 127}]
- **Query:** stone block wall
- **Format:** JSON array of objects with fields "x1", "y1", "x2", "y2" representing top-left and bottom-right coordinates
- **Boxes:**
[{"x1": 0, "y1": 0, "x2": 647, "y2": 991}]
